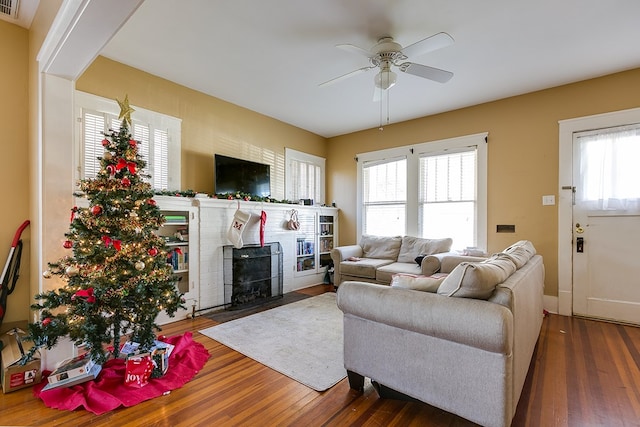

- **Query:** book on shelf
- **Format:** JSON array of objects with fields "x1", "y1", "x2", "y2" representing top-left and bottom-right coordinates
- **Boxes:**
[
  {"x1": 164, "y1": 215, "x2": 187, "y2": 223},
  {"x1": 47, "y1": 354, "x2": 96, "y2": 385},
  {"x1": 42, "y1": 363, "x2": 102, "y2": 391}
]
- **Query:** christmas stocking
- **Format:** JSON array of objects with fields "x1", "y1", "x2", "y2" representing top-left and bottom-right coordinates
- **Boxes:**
[
  {"x1": 227, "y1": 209, "x2": 251, "y2": 249},
  {"x1": 260, "y1": 210, "x2": 267, "y2": 247}
]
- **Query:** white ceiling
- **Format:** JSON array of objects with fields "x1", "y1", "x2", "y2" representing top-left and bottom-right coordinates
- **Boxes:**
[{"x1": 99, "y1": 0, "x2": 640, "y2": 138}]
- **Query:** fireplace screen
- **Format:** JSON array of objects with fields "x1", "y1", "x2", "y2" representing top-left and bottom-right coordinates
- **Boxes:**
[{"x1": 223, "y1": 242, "x2": 283, "y2": 308}]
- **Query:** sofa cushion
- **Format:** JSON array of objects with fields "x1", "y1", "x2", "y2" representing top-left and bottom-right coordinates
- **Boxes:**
[
  {"x1": 502, "y1": 240, "x2": 537, "y2": 269},
  {"x1": 390, "y1": 273, "x2": 447, "y2": 293},
  {"x1": 376, "y1": 262, "x2": 423, "y2": 283},
  {"x1": 340, "y1": 258, "x2": 395, "y2": 279},
  {"x1": 397, "y1": 236, "x2": 453, "y2": 263},
  {"x1": 437, "y1": 254, "x2": 517, "y2": 299},
  {"x1": 360, "y1": 235, "x2": 403, "y2": 259}
]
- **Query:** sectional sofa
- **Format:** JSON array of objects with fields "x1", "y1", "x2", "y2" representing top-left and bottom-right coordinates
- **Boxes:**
[{"x1": 336, "y1": 240, "x2": 545, "y2": 427}]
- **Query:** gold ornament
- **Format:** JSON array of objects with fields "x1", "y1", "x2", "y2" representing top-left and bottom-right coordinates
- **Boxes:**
[
  {"x1": 42, "y1": 270, "x2": 52, "y2": 279},
  {"x1": 135, "y1": 261, "x2": 145, "y2": 271},
  {"x1": 103, "y1": 151, "x2": 113, "y2": 160},
  {"x1": 117, "y1": 95, "x2": 135, "y2": 128}
]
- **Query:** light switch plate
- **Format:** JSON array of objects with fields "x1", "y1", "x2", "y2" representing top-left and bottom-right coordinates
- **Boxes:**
[{"x1": 542, "y1": 195, "x2": 555, "y2": 205}]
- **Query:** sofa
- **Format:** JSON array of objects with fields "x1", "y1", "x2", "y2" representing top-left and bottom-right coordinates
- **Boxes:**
[
  {"x1": 331, "y1": 235, "x2": 485, "y2": 286},
  {"x1": 336, "y1": 240, "x2": 544, "y2": 427}
]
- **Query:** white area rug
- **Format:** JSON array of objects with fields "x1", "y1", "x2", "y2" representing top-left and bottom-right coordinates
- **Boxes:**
[{"x1": 199, "y1": 293, "x2": 345, "y2": 391}]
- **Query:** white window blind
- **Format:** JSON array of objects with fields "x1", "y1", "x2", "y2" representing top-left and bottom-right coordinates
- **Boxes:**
[
  {"x1": 77, "y1": 91, "x2": 180, "y2": 191},
  {"x1": 419, "y1": 149, "x2": 477, "y2": 248},
  {"x1": 290, "y1": 159, "x2": 321, "y2": 201},
  {"x1": 285, "y1": 148, "x2": 325, "y2": 204},
  {"x1": 82, "y1": 112, "x2": 106, "y2": 179},
  {"x1": 362, "y1": 157, "x2": 407, "y2": 236}
]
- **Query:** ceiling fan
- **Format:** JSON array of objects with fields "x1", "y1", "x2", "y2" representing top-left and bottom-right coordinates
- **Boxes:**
[{"x1": 320, "y1": 32, "x2": 455, "y2": 95}]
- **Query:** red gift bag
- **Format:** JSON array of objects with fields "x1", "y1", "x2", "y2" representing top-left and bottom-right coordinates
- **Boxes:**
[{"x1": 124, "y1": 354, "x2": 153, "y2": 388}]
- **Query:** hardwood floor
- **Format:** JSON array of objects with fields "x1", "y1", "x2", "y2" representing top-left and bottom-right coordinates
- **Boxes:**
[{"x1": 1, "y1": 285, "x2": 639, "y2": 426}]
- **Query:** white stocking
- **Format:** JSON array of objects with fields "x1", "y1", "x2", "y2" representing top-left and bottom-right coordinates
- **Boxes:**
[{"x1": 227, "y1": 209, "x2": 251, "y2": 249}]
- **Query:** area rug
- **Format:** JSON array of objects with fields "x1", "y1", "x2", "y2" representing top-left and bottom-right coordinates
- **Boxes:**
[
  {"x1": 199, "y1": 292, "x2": 345, "y2": 391},
  {"x1": 33, "y1": 332, "x2": 210, "y2": 414}
]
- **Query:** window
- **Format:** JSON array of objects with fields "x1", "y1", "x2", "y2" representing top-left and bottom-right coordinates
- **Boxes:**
[
  {"x1": 285, "y1": 148, "x2": 325, "y2": 204},
  {"x1": 362, "y1": 157, "x2": 407, "y2": 236},
  {"x1": 357, "y1": 133, "x2": 487, "y2": 250},
  {"x1": 75, "y1": 91, "x2": 181, "y2": 191},
  {"x1": 575, "y1": 124, "x2": 640, "y2": 211},
  {"x1": 419, "y1": 149, "x2": 477, "y2": 248}
]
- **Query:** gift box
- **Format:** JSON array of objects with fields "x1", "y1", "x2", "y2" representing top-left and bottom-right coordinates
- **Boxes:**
[{"x1": 1, "y1": 325, "x2": 42, "y2": 393}]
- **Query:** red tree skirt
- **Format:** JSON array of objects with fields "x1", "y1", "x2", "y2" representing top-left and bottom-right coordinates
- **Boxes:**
[{"x1": 33, "y1": 332, "x2": 210, "y2": 415}]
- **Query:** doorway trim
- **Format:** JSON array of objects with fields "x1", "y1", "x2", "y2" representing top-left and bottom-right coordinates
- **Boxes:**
[{"x1": 557, "y1": 106, "x2": 640, "y2": 316}]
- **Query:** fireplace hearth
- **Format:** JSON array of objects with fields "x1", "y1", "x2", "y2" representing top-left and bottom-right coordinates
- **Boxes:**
[{"x1": 223, "y1": 243, "x2": 283, "y2": 309}]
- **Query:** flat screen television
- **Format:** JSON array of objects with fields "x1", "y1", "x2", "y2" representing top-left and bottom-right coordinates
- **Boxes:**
[{"x1": 214, "y1": 154, "x2": 271, "y2": 197}]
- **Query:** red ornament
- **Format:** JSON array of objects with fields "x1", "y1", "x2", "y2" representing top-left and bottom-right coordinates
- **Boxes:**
[
  {"x1": 147, "y1": 199, "x2": 157, "y2": 206},
  {"x1": 42, "y1": 317, "x2": 52, "y2": 327},
  {"x1": 121, "y1": 177, "x2": 131, "y2": 187},
  {"x1": 91, "y1": 205, "x2": 103, "y2": 216},
  {"x1": 101, "y1": 138, "x2": 110, "y2": 147},
  {"x1": 63, "y1": 240, "x2": 73, "y2": 249},
  {"x1": 148, "y1": 247, "x2": 159, "y2": 257},
  {"x1": 227, "y1": 195, "x2": 233, "y2": 200},
  {"x1": 157, "y1": 335, "x2": 167, "y2": 341},
  {"x1": 72, "y1": 287, "x2": 96, "y2": 304},
  {"x1": 129, "y1": 139, "x2": 137, "y2": 148}
]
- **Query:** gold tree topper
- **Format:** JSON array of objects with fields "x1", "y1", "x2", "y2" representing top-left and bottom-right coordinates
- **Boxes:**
[{"x1": 117, "y1": 95, "x2": 135, "y2": 128}]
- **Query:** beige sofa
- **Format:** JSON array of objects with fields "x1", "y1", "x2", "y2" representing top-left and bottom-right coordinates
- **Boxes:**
[
  {"x1": 331, "y1": 235, "x2": 483, "y2": 286},
  {"x1": 336, "y1": 240, "x2": 544, "y2": 427}
]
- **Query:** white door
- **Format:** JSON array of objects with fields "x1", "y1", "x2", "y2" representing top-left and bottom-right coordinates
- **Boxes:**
[{"x1": 572, "y1": 125, "x2": 640, "y2": 325}]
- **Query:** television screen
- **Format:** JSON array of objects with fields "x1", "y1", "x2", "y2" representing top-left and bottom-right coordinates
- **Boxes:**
[{"x1": 215, "y1": 154, "x2": 271, "y2": 197}]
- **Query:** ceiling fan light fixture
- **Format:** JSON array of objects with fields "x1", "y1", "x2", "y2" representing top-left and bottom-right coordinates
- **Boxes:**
[{"x1": 374, "y1": 69, "x2": 397, "y2": 90}]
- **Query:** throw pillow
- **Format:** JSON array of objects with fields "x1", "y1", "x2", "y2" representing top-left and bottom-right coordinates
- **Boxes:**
[
  {"x1": 397, "y1": 236, "x2": 453, "y2": 263},
  {"x1": 502, "y1": 240, "x2": 537, "y2": 269},
  {"x1": 360, "y1": 235, "x2": 403, "y2": 259},
  {"x1": 437, "y1": 254, "x2": 517, "y2": 299},
  {"x1": 390, "y1": 273, "x2": 446, "y2": 293}
]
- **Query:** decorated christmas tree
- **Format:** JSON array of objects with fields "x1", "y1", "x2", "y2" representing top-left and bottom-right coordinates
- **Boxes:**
[{"x1": 25, "y1": 96, "x2": 185, "y2": 364}]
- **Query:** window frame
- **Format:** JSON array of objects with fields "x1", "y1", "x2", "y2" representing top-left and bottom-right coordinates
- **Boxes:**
[
  {"x1": 356, "y1": 132, "x2": 488, "y2": 250},
  {"x1": 74, "y1": 91, "x2": 182, "y2": 191}
]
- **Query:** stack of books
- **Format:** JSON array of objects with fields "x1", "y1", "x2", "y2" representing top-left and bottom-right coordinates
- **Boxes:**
[{"x1": 41, "y1": 354, "x2": 102, "y2": 391}]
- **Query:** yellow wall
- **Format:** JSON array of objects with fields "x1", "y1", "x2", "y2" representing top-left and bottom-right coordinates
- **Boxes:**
[
  {"x1": 76, "y1": 56, "x2": 327, "y2": 198},
  {"x1": 0, "y1": 20, "x2": 30, "y2": 323},
  {"x1": 327, "y1": 68, "x2": 640, "y2": 297}
]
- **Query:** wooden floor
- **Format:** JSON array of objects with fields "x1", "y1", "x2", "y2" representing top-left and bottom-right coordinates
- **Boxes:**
[{"x1": 1, "y1": 285, "x2": 639, "y2": 426}]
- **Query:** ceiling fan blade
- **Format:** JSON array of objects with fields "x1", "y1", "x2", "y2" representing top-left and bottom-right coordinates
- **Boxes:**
[
  {"x1": 401, "y1": 32, "x2": 454, "y2": 58},
  {"x1": 319, "y1": 66, "x2": 375, "y2": 87},
  {"x1": 336, "y1": 43, "x2": 372, "y2": 58},
  {"x1": 400, "y1": 62, "x2": 453, "y2": 83}
]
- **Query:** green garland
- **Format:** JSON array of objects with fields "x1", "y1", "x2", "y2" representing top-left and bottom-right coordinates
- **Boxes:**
[{"x1": 153, "y1": 190, "x2": 294, "y2": 204}]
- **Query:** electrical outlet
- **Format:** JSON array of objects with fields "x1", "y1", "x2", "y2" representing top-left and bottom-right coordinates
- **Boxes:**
[{"x1": 542, "y1": 195, "x2": 555, "y2": 206}]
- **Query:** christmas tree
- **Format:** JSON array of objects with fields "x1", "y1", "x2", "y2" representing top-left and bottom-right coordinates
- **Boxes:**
[{"x1": 25, "y1": 96, "x2": 185, "y2": 364}]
